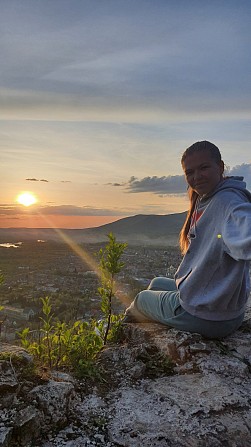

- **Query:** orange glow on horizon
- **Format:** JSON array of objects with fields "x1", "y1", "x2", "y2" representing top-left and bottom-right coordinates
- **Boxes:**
[{"x1": 0, "y1": 215, "x2": 124, "y2": 229}]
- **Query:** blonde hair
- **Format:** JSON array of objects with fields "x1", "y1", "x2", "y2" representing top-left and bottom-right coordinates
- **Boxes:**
[{"x1": 179, "y1": 141, "x2": 222, "y2": 254}]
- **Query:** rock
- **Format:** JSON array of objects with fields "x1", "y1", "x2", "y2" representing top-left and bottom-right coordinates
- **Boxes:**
[
  {"x1": 12, "y1": 405, "x2": 41, "y2": 447},
  {"x1": 1, "y1": 309, "x2": 251, "y2": 446},
  {"x1": 104, "y1": 322, "x2": 251, "y2": 446},
  {"x1": 0, "y1": 427, "x2": 13, "y2": 447},
  {"x1": 28, "y1": 380, "x2": 76, "y2": 427},
  {"x1": 0, "y1": 348, "x2": 78, "y2": 446},
  {"x1": 50, "y1": 371, "x2": 76, "y2": 383},
  {"x1": 0, "y1": 360, "x2": 18, "y2": 395}
]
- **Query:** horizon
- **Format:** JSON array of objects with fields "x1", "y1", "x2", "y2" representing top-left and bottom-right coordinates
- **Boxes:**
[
  {"x1": 0, "y1": 210, "x2": 187, "y2": 230},
  {"x1": 1, "y1": 1, "x2": 251, "y2": 230},
  {"x1": 0, "y1": 215, "x2": 124, "y2": 230}
]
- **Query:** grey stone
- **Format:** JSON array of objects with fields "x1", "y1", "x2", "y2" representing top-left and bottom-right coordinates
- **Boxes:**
[
  {"x1": 0, "y1": 361, "x2": 18, "y2": 394},
  {"x1": 28, "y1": 380, "x2": 76, "y2": 426},
  {"x1": 13, "y1": 405, "x2": 41, "y2": 446},
  {"x1": 0, "y1": 427, "x2": 13, "y2": 447},
  {"x1": 1, "y1": 306, "x2": 251, "y2": 447}
]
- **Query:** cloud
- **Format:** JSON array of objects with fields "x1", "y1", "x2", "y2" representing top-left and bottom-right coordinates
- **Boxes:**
[
  {"x1": 229, "y1": 163, "x2": 251, "y2": 188},
  {"x1": 0, "y1": 204, "x2": 125, "y2": 217},
  {"x1": 125, "y1": 175, "x2": 187, "y2": 194},
  {"x1": 1, "y1": 87, "x2": 251, "y2": 124},
  {"x1": 122, "y1": 163, "x2": 251, "y2": 195},
  {"x1": 26, "y1": 178, "x2": 49, "y2": 182},
  {"x1": 0, "y1": 205, "x2": 25, "y2": 215},
  {"x1": 106, "y1": 182, "x2": 125, "y2": 187},
  {"x1": 39, "y1": 205, "x2": 125, "y2": 216},
  {"x1": 0, "y1": 2, "x2": 251, "y2": 125},
  {"x1": 26, "y1": 178, "x2": 71, "y2": 183}
]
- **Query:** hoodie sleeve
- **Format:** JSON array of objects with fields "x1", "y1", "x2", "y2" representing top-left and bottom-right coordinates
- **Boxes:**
[{"x1": 222, "y1": 201, "x2": 251, "y2": 261}]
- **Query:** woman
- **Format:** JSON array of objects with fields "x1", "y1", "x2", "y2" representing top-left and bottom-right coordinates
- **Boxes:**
[{"x1": 125, "y1": 140, "x2": 251, "y2": 338}]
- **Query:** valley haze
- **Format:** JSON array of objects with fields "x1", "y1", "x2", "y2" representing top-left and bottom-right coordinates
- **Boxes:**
[{"x1": 0, "y1": 212, "x2": 186, "y2": 246}]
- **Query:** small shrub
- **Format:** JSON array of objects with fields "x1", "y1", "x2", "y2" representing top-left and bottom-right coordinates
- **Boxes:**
[
  {"x1": 17, "y1": 233, "x2": 128, "y2": 379},
  {"x1": 18, "y1": 298, "x2": 103, "y2": 378},
  {"x1": 97, "y1": 233, "x2": 127, "y2": 344}
]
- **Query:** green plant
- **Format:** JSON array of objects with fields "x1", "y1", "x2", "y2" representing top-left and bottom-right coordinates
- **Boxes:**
[
  {"x1": 18, "y1": 297, "x2": 104, "y2": 378},
  {"x1": 19, "y1": 297, "x2": 55, "y2": 367},
  {"x1": 17, "y1": 233, "x2": 129, "y2": 378},
  {"x1": 66, "y1": 319, "x2": 103, "y2": 378},
  {"x1": 97, "y1": 233, "x2": 127, "y2": 344},
  {"x1": 40, "y1": 296, "x2": 54, "y2": 368}
]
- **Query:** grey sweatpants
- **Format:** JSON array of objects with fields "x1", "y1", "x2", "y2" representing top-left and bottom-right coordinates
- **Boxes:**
[{"x1": 126, "y1": 277, "x2": 244, "y2": 339}]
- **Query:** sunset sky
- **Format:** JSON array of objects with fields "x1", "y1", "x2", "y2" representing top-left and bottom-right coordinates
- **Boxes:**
[{"x1": 1, "y1": 0, "x2": 251, "y2": 229}]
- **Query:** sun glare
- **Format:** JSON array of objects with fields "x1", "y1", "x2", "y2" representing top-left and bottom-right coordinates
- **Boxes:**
[{"x1": 17, "y1": 192, "x2": 37, "y2": 207}]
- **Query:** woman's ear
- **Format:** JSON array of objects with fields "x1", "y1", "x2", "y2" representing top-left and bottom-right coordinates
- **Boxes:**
[{"x1": 220, "y1": 160, "x2": 224, "y2": 176}]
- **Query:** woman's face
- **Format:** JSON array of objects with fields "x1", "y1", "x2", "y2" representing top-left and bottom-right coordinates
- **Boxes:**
[{"x1": 182, "y1": 150, "x2": 224, "y2": 196}]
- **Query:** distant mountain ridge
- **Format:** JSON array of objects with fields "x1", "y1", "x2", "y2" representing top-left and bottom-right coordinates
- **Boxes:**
[{"x1": 0, "y1": 212, "x2": 187, "y2": 246}]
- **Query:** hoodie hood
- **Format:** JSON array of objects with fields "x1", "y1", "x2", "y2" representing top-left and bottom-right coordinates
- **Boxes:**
[{"x1": 201, "y1": 176, "x2": 251, "y2": 203}]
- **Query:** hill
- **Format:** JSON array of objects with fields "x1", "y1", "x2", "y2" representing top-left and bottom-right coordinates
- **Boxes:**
[
  {"x1": 89, "y1": 212, "x2": 186, "y2": 245},
  {"x1": 0, "y1": 212, "x2": 186, "y2": 246}
]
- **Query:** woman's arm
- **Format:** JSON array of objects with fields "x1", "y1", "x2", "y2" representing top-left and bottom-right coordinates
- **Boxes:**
[{"x1": 222, "y1": 202, "x2": 251, "y2": 261}]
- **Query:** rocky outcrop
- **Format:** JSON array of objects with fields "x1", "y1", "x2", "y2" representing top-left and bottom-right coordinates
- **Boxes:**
[
  {"x1": 1, "y1": 310, "x2": 251, "y2": 446},
  {"x1": 0, "y1": 346, "x2": 78, "y2": 447},
  {"x1": 104, "y1": 324, "x2": 251, "y2": 447}
]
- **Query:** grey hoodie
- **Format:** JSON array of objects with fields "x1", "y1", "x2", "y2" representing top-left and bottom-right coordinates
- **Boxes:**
[{"x1": 175, "y1": 177, "x2": 251, "y2": 321}]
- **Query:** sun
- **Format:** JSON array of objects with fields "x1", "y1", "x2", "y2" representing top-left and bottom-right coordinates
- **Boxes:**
[{"x1": 17, "y1": 192, "x2": 37, "y2": 207}]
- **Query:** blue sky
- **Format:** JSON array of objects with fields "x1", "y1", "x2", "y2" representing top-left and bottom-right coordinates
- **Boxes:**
[{"x1": 0, "y1": 0, "x2": 251, "y2": 227}]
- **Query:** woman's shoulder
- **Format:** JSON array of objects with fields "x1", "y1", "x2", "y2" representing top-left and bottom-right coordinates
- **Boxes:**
[
  {"x1": 215, "y1": 177, "x2": 251, "y2": 203},
  {"x1": 215, "y1": 187, "x2": 251, "y2": 205},
  {"x1": 208, "y1": 188, "x2": 251, "y2": 218}
]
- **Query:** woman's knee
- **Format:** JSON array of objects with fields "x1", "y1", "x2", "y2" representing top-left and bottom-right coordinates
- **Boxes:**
[{"x1": 148, "y1": 276, "x2": 177, "y2": 291}]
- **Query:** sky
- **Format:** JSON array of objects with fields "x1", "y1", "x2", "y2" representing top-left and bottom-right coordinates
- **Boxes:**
[{"x1": 1, "y1": 0, "x2": 251, "y2": 229}]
